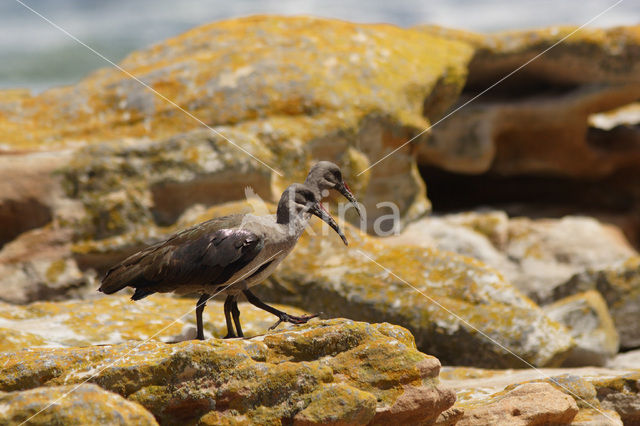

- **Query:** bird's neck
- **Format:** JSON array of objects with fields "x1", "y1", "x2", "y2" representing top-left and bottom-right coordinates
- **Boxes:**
[{"x1": 276, "y1": 206, "x2": 310, "y2": 238}]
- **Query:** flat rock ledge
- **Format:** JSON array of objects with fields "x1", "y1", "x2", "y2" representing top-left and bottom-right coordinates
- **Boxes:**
[{"x1": 0, "y1": 319, "x2": 455, "y2": 425}]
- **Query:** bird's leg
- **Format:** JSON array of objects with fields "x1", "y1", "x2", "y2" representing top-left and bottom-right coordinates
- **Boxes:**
[
  {"x1": 230, "y1": 296, "x2": 244, "y2": 338},
  {"x1": 195, "y1": 293, "x2": 210, "y2": 340},
  {"x1": 242, "y1": 289, "x2": 321, "y2": 331},
  {"x1": 223, "y1": 295, "x2": 237, "y2": 339}
]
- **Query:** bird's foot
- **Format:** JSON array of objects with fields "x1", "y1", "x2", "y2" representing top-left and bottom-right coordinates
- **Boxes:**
[{"x1": 269, "y1": 312, "x2": 322, "y2": 330}]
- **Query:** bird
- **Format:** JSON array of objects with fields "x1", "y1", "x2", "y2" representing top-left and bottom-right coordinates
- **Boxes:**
[
  {"x1": 99, "y1": 183, "x2": 350, "y2": 340},
  {"x1": 304, "y1": 161, "x2": 362, "y2": 218}
]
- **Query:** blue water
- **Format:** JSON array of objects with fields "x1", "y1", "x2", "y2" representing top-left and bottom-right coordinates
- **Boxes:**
[{"x1": 1, "y1": 0, "x2": 638, "y2": 92}]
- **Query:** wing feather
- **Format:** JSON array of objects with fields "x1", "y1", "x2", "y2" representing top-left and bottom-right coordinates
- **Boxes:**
[{"x1": 99, "y1": 215, "x2": 263, "y2": 298}]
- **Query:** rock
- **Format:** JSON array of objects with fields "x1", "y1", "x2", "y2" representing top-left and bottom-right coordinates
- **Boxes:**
[
  {"x1": 0, "y1": 227, "x2": 95, "y2": 305},
  {"x1": 453, "y1": 26, "x2": 640, "y2": 87},
  {"x1": 456, "y1": 382, "x2": 578, "y2": 425},
  {"x1": 386, "y1": 212, "x2": 519, "y2": 291},
  {"x1": 608, "y1": 349, "x2": 640, "y2": 370},
  {"x1": 543, "y1": 291, "x2": 619, "y2": 367},
  {"x1": 415, "y1": 25, "x2": 640, "y2": 178},
  {"x1": 46, "y1": 199, "x2": 574, "y2": 369},
  {"x1": 571, "y1": 408, "x2": 623, "y2": 426},
  {"x1": 432, "y1": 407, "x2": 465, "y2": 426},
  {"x1": 441, "y1": 366, "x2": 640, "y2": 425},
  {"x1": 0, "y1": 16, "x2": 475, "y2": 252},
  {"x1": 291, "y1": 383, "x2": 377, "y2": 426},
  {"x1": 0, "y1": 152, "x2": 69, "y2": 249},
  {"x1": 0, "y1": 294, "x2": 311, "y2": 352},
  {"x1": 505, "y1": 217, "x2": 635, "y2": 302},
  {"x1": 0, "y1": 319, "x2": 456, "y2": 425},
  {"x1": 554, "y1": 256, "x2": 640, "y2": 349},
  {"x1": 0, "y1": 383, "x2": 158, "y2": 425},
  {"x1": 263, "y1": 210, "x2": 573, "y2": 368},
  {"x1": 594, "y1": 373, "x2": 640, "y2": 425},
  {"x1": 414, "y1": 26, "x2": 640, "y2": 236},
  {"x1": 0, "y1": 16, "x2": 478, "y2": 303},
  {"x1": 391, "y1": 212, "x2": 636, "y2": 304}
]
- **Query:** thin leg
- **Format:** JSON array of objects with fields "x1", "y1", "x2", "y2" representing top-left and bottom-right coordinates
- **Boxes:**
[
  {"x1": 230, "y1": 297, "x2": 244, "y2": 338},
  {"x1": 195, "y1": 293, "x2": 210, "y2": 340},
  {"x1": 223, "y1": 295, "x2": 237, "y2": 339},
  {"x1": 242, "y1": 289, "x2": 321, "y2": 331}
]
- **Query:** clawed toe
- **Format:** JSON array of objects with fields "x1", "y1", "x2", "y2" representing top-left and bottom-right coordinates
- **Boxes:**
[
  {"x1": 288, "y1": 312, "x2": 321, "y2": 324},
  {"x1": 269, "y1": 312, "x2": 322, "y2": 330}
]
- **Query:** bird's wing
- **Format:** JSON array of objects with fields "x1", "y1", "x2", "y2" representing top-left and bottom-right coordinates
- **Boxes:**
[{"x1": 99, "y1": 215, "x2": 263, "y2": 298}]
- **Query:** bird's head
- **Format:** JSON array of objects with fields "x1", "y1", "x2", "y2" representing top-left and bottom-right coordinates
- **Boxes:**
[
  {"x1": 305, "y1": 161, "x2": 362, "y2": 218},
  {"x1": 277, "y1": 183, "x2": 348, "y2": 246}
]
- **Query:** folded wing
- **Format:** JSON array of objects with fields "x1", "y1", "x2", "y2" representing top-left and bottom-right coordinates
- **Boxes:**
[{"x1": 98, "y1": 215, "x2": 263, "y2": 300}]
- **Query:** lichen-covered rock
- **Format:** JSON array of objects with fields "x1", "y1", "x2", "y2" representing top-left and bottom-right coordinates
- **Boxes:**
[
  {"x1": 506, "y1": 217, "x2": 635, "y2": 302},
  {"x1": 0, "y1": 16, "x2": 478, "y2": 302},
  {"x1": 390, "y1": 212, "x2": 636, "y2": 304},
  {"x1": 419, "y1": 25, "x2": 640, "y2": 87},
  {"x1": 68, "y1": 200, "x2": 574, "y2": 369},
  {"x1": 292, "y1": 383, "x2": 377, "y2": 426},
  {"x1": 0, "y1": 319, "x2": 456, "y2": 425},
  {"x1": 554, "y1": 256, "x2": 640, "y2": 349},
  {"x1": 587, "y1": 371, "x2": 640, "y2": 425},
  {"x1": 262, "y1": 215, "x2": 573, "y2": 368},
  {"x1": 0, "y1": 227, "x2": 95, "y2": 305},
  {"x1": 456, "y1": 382, "x2": 578, "y2": 425},
  {"x1": 543, "y1": 291, "x2": 619, "y2": 367},
  {"x1": 0, "y1": 294, "x2": 310, "y2": 352},
  {"x1": 415, "y1": 25, "x2": 640, "y2": 179},
  {"x1": 0, "y1": 152, "x2": 69, "y2": 248},
  {"x1": 0, "y1": 16, "x2": 475, "y2": 251},
  {"x1": 0, "y1": 383, "x2": 158, "y2": 425},
  {"x1": 53, "y1": 199, "x2": 574, "y2": 369}
]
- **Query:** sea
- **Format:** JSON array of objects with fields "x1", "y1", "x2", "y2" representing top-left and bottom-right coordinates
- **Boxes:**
[{"x1": 1, "y1": 0, "x2": 638, "y2": 92}]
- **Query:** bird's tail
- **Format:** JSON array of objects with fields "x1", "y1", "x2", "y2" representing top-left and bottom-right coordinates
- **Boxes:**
[{"x1": 98, "y1": 266, "x2": 131, "y2": 295}]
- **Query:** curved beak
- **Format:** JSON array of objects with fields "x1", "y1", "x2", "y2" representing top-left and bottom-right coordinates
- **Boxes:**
[
  {"x1": 308, "y1": 202, "x2": 348, "y2": 246},
  {"x1": 335, "y1": 181, "x2": 362, "y2": 218}
]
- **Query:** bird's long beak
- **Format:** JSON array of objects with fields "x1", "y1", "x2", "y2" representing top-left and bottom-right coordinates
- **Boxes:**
[
  {"x1": 335, "y1": 181, "x2": 362, "y2": 218},
  {"x1": 308, "y1": 202, "x2": 348, "y2": 246}
]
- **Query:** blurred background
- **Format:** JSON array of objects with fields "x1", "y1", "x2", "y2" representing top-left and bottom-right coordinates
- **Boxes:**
[{"x1": 2, "y1": 0, "x2": 639, "y2": 92}]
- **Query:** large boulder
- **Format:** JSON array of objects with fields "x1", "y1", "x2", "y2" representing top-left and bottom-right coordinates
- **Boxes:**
[
  {"x1": 0, "y1": 15, "x2": 475, "y2": 242},
  {"x1": 0, "y1": 15, "x2": 477, "y2": 303},
  {"x1": 0, "y1": 319, "x2": 456, "y2": 425}
]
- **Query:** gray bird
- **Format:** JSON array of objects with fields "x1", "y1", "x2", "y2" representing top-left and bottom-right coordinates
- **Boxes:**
[
  {"x1": 304, "y1": 161, "x2": 362, "y2": 218},
  {"x1": 99, "y1": 183, "x2": 348, "y2": 340}
]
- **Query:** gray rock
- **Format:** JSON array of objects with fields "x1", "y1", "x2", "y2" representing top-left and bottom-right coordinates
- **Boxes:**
[{"x1": 543, "y1": 290, "x2": 619, "y2": 367}]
